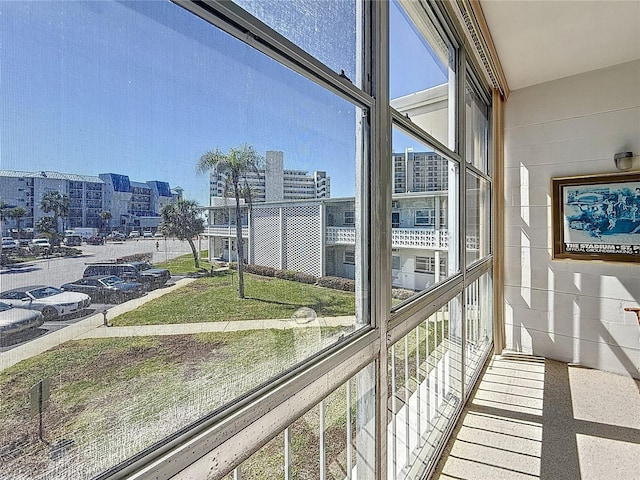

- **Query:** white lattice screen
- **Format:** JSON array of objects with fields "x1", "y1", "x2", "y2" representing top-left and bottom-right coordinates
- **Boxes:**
[
  {"x1": 252, "y1": 208, "x2": 282, "y2": 269},
  {"x1": 282, "y1": 205, "x2": 322, "y2": 277}
]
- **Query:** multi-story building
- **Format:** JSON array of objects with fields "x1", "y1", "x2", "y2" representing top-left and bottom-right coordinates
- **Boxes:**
[
  {"x1": 0, "y1": 170, "x2": 176, "y2": 235},
  {"x1": 208, "y1": 150, "x2": 330, "y2": 203},
  {"x1": 201, "y1": 150, "x2": 474, "y2": 292},
  {"x1": 0, "y1": 170, "x2": 105, "y2": 232},
  {"x1": 99, "y1": 174, "x2": 175, "y2": 233}
]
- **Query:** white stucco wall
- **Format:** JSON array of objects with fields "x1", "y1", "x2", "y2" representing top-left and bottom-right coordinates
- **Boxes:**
[{"x1": 503, "y1": 60, "x2": 640, "y2": 378}]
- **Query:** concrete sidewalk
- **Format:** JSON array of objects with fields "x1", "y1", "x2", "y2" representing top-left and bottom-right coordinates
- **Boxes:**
[{"x1": 0, "y1": 277, "x2": 355, "y2": 372}]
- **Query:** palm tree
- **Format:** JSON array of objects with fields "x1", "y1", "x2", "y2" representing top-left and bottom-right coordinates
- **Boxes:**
[
  {"x1": 0, "y1": 202, "x2": 9, "y2": 237},
  {"x1": 159, "y1": 199, "x2": 205, "y2": 268},
  {"x1": 197, "y1": 144, "x2": 262, "y2": 299},
  {"x1": 39, "y1": 191, "x2": 70, "y2": 241},
  {"x1": 7, "y1": 207, "x2": 27, "y2": 238},
  {"x1": 99, "y1": 210, "x2": 112, "y2": 234}
]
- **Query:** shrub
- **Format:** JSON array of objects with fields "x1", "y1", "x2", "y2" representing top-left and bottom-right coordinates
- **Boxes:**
[
  {"x1": 245, "y1": 264, "x2": 277, "y2": 277},
  {"x1": 316, "y1": 276, "x2": 355, "y2": 292},
  {"x1": 275, "y1": 269, "x2": 297, "y2": 281},
  {"x1": 294, "y1": 272, "x2": 317, "y2": 284}
]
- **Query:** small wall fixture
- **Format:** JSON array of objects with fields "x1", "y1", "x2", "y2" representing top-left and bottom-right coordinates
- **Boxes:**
[{"x1": 614, "y1": 151, "x2": 633, "y2": 171}]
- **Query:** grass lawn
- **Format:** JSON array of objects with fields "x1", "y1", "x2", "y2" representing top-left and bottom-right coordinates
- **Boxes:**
[
  {"x1": 0, "y1": 262, "x2": 357, "y2": 477},
  {"x1": 112, "y1": 271, "x2": 355, "y2": 326},
  {"x1": 0, "y1": 326, "x2": 349, "y2": 479},
  {"x1": 154, "y1": 250, "x2": 217, "y2": 275}
]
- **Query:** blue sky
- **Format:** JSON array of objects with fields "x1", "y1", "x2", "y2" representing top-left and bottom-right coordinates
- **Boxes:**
[{"x1": 1, "y1": 0, "x2": 447, "y2": 205}]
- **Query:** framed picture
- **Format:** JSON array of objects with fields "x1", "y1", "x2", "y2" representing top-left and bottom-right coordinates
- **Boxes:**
[{"x1": 551, "y1": 171, "x2": 640, "y2": 262}]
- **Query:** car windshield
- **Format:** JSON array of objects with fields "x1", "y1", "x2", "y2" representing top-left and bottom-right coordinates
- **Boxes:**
[
  {"x1": 27, "y1": 286, "x2": 63, "y2": 299},
  {"x1": 0, "y1": 302, "x2": 12, "y2": 312},
  {"x1": 101, "y1": 276, "x2": 124, "y2": 286},
  {"x1": 137, "y1": 263, "x2": 151, "y2": 271}
]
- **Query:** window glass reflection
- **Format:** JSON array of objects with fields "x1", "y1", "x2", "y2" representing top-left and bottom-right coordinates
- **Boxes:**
[
  {"x1": 391, "y1": 126, "x2": 459, "y2": 307},
  {"x1": 390, "y1": 0, "x2": 456, "y2": 150},
  {"x1": 465, "y1": 172, "x2": 491, "y2": 266},
  {"x1": 465, "y1": 79, "x2": 490, "y2": 174},
  {"x1": 0, "y1": 1, "x2": 364, "y2": 477}
]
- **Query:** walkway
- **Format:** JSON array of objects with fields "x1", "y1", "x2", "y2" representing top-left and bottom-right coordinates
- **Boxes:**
[
  {"x1": 433, "y1": 352, "x2": 640, "y2": 480},
  {"x1": 0, "y1": 277, "x2": 355, "y2": 372}
]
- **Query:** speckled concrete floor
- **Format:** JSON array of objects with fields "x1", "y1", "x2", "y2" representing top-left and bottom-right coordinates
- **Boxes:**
[{"x1": 433, "y1": 352, "x2": 640, "y2": 480}]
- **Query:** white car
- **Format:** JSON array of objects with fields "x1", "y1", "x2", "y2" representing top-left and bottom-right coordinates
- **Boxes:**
[
  {"x1": 0, "y1": 285, "x2": 91, "y2": 321},
  {"x1": 0, "y1": 302, "x2": 45, "y2": 335},
  {"x1": 31, "y1": 238, "x2": 51, "y2": 249},
  {"x1": 1, "y1": 238, "x2": 18, "y2": 250}
]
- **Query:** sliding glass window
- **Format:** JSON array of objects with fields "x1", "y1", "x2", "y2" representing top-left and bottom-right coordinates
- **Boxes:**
[
  {"x1": 389, "y1": 0, "x2": 457, "y2": 150},
  {"x1": 0, "y1": 1, "x2": 368, "y2": 478},
  {"x1": 390, "y1": 126, "x2": 459, "y2": 304}
]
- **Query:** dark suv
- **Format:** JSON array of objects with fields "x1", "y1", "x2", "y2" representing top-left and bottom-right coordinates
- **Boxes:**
[{"x1": 83, "y1": 261, "x2": 170, "y2": 290}]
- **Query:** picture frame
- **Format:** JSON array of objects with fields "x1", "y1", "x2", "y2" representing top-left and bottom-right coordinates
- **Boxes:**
[{"x1": 551, "y1": 171, "x2": 640, "y2": 262}]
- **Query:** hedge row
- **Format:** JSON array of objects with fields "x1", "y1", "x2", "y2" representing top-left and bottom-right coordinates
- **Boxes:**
[
  {"x1": 315, "y1": 276, "x2": 356, "y2": 292},
  {"x1": 227, "y1": 263, "x2": 354, "y2": 291}
]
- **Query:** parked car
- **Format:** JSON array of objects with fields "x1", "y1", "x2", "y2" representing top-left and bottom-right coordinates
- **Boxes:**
[
  {"x1": 83, "y1": 261, "x2": 170, "y2": 290},
  {"x1": 86, "y1": 236, "x2": 105, "y2": 245},
  {"x1": 0, "y1": 285, "x2": 91, "y2": 321},
  {"x1": 153, "y1": 231, "x2": 164, "y2": 238},
  {"x1": 143, "y1": 231, "x2": 153, "y2": 238},
  {"x1": 0, "y1": 302, "x2": 45, "y2": 336},
  {"x1": 1, "y1": 238, "x2": 18, "y2": 250},
  {"x1": 129, "y1": 231, "x2": 140, "y2": 238},
  {"x1": 31, "y1": 238, "x2": 51, "y2": 249},
  {"x1": 63, "y1": 234, "x2": 82, "y2": 246},
  {"x1": 62, "y1": 275, "x2": 145, "y2": 304},
  {"x1": 106, "y1": 232, "x2": 126, "y2": 241}
]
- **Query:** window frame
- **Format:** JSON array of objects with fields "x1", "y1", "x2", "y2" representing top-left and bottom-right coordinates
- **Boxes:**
[{"x1": 41, "y1": 1, "x2": 499, "y2": 478}]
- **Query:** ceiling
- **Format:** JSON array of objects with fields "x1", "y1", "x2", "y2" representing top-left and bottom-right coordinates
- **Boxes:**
[{"x1": 479, "y1": 0, "x2": 640, "y2": 91}]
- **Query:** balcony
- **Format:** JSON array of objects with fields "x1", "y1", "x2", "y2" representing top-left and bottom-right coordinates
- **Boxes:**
[
  {"x1": 434, "y1": 352, "x2": 640, "y2": 480},
  {"x1": 203, "y1": 225, "x2": 249, "y2": 238},
  {"x1": 326, "y1": 227, "x2": 480, "y2": 251},
  {"x1": 326, "y1": 226, "x2": 450, "y2": 249}
]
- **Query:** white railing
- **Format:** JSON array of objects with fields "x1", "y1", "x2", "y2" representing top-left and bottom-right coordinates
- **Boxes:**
[
  {"x1": 203, "y1": 225, "x2": 478, "y2": 251},
  {"x1": 203, "y1": 226, "x2": 249, "y2": 238},
  {"x1": 392, "y1": 228, "x2": 448, "y2": 249},
  {"x1": 325, "y1": 226, "x2": 356, "y2": 244}
]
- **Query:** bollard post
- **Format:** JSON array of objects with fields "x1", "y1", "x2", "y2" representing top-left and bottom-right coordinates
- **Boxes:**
[{"x1": 102, "y1": 309, "x2": 111, "y2": 327}]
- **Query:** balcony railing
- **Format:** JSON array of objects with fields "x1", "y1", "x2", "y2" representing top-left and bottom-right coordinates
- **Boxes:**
[
  {"x1": 393, "y1": 228, "x2": 449, "y2": 249},
  {"x1": 325, "y1": 226, "x2": 356, "y2": 244},
  {"x1": 327, "y1": 227, "x2": 479, "y2": 251},
  {"x1": 202, "y1": 225, "x2": 478, "y2": 250},
  {"x1": 203, "y1": 225, "x2": 249, "y2": 238}
]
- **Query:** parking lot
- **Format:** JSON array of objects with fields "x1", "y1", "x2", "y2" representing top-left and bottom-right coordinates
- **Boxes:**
[{"x1": 0, "y1": 237, "x2": 195, "y2": 351}]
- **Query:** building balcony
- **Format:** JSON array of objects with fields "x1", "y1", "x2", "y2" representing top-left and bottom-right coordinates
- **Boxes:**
[
  {"x1": 203, "y1": 225, "x2": 249, "y2": 238},
  {"x1": 326, "y1": 226, "x2": 450, "y2": 249},
  {"x1": 327, "y1": 226, "x2": 479, "y2": 251}
]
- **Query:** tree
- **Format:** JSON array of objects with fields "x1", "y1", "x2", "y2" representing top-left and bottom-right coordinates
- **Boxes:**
[
  {"x1": 159, "y1": 199, "x2": 205, "y2": 269},
  {"x1": 39, "y1": 191, "x2": 70, "y2": 241},
  {"x1": 35, "y1": 216, "x2": 57, "y2": 239},
  {"x1": 0, "y1": 202, "x2": 9, "y2": 236},
  {"x1": 7, "y1": 207, "x2": 27, "y2": 237},
  {"x1": 197, "y1": 144, "x2": 262, "y2": 299},
  {"x1": 99, "y1": 210, "x2": 113, "y2": 234}
]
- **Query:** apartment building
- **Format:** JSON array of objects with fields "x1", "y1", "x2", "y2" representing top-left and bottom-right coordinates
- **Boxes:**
[
  {"x1": 0, "y1": 170, "x2": 105, "y2": 231},
  {"x1": 208, "y1": 150, "x2": 330, "y2": 203},
  {"x1": 100, "y1": 174, "x2": 176, "y2": 233},
  {"x1": 202, "y1": 148, "x2": 472, "y2": 292},
  {"x1": 0, "y1": 170, "x2": 176, "y2": 234}
]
